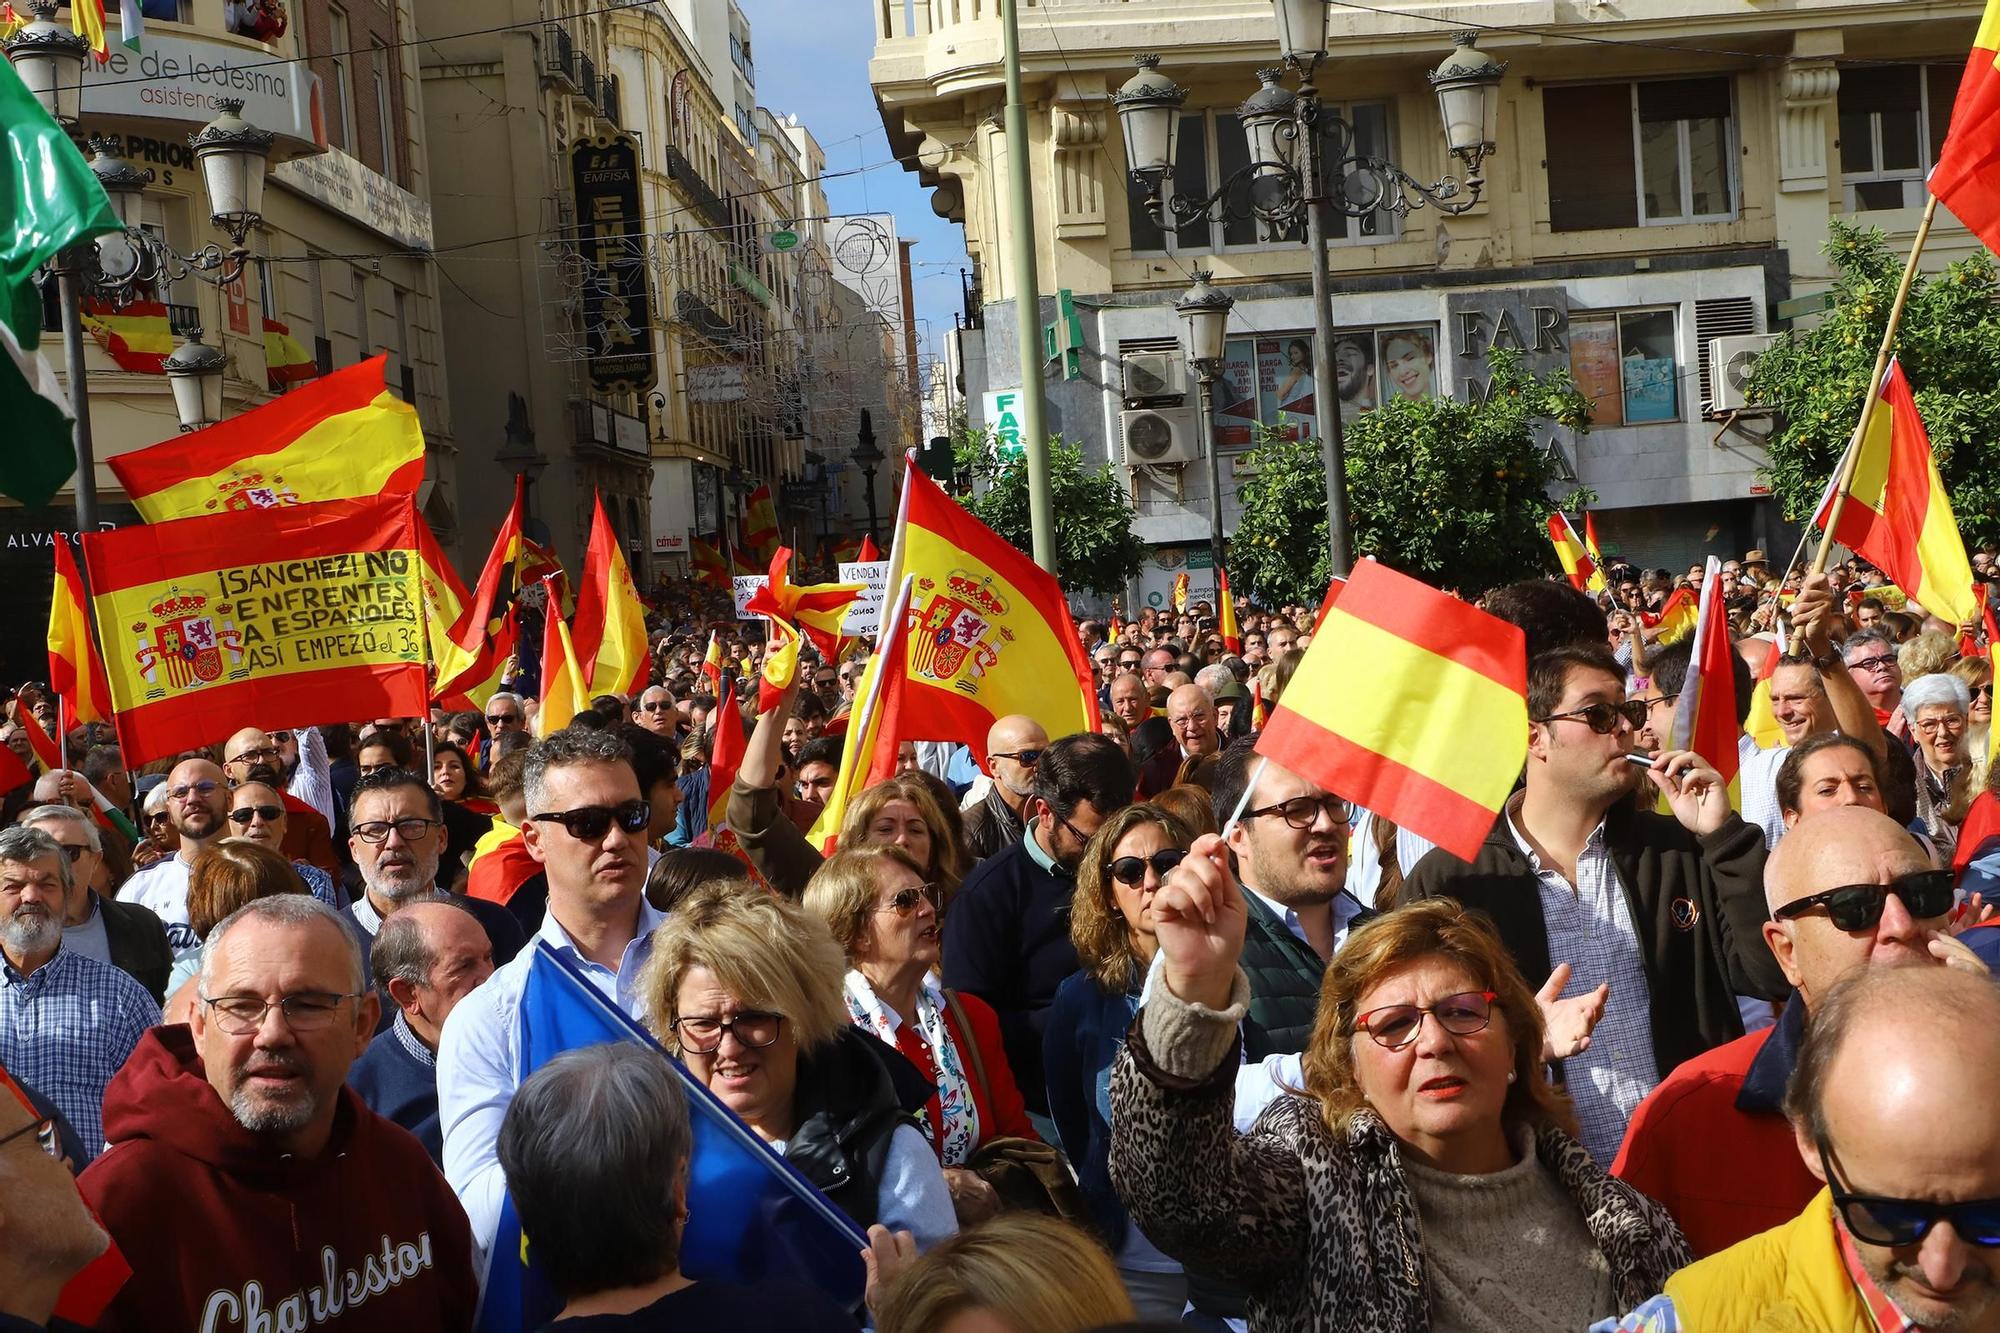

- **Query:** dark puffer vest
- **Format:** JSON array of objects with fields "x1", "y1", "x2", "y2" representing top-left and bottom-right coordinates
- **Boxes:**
[
  {"x1": 1239, "y1": 889, "x2": 1329, "y2": 1060},
  {"x1": 784, "y1": 1026, "x2": 933, "y2": 1229}
]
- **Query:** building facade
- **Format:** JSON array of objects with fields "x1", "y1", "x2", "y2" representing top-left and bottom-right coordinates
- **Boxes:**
[{"x1": 873, "y1": 0, "x2": 1985, "y2": 609}]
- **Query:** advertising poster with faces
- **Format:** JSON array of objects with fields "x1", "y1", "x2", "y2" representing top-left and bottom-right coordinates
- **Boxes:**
[
  {"x1": 1210, "y1": 325, "x2": 1441, "y2": 452},
  {"x1": 1569, "y1": 310, "x2": 1680, "y2": 427}
]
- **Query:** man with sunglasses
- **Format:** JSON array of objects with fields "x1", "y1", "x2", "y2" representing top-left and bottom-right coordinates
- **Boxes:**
[
  {"x1": 0, "y1": 1062, "x2": 111, "y2": 1332},
  {"x1": 223, "y1": 727, "x2": 339, "y2": 875},
  {"x1": 439, "y1": 728, "x2": 665, "y2": 1253},
  {"x1": 79, "y1": 894, "x2": 478, "y2": 1331},
  {"x1": 634, "y1": 685, "x2": 680, "y2": 741},
  {"x1": 116, "y1": 757, "x2": 231, "y2": 951},
  {"x1": 18, "y1": 803, "x2": 170, "y2": 1005},
  {"x1": 224, "y1": 782, "x2": 344, "y2": 910},
  {"x1": 1609, "y1": 964, "x2": 2000, "y2": 1332},
  {"x1": 1403, "y1": 643, "x2": 1787, "y2": 1167},
  {"x1": 1612, "y1": 806, "x2": 1983, "y2": 1261},
  {"x1": 961, "y1": 715, "x2": 1048, "y2": 862}
]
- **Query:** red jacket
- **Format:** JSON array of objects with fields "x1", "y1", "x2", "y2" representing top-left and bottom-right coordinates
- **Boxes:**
[
  {"x1": 80, "y1": 1026, "x2": 477, "y2": 1332},
  {"x1": 942, "y1": 988, "x2": 1040, "y2": 1147},
  {"x1": 1610, "y1": 996, "x2": 1820, "y2": 1258}
]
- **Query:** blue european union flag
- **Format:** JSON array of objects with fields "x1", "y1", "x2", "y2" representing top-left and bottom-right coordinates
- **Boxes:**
[{"x1": 476, "y1": 943, "x2": 870, "y2": 1331}]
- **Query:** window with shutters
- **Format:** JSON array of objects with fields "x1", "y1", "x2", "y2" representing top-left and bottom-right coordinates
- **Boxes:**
[
  {"x1": 1545, "y1": 78, "x2": 1738, "y2": 231},
  {"x1": 1838, "y1": 65, "x2": 1961, "y2": 212}
]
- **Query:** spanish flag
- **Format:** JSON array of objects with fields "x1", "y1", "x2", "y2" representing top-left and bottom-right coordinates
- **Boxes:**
[
  {"x1": 1640, "y1": 586, "x2": 1699, "y2": 645},
  {"x1": 707, "y1": 676, "x2": 746, "y2": 832},
  {"x1": 109, "y1": 355, "x2": 423, "y2": 522},
  {"x1": 80, "y1": 299, "x2": 172, "y2": 373},
  {"x1": 701, "y1": 630, "x2": 724, "y2": 697},
  {"x1": 1929, "y1": 0, "x2": 2000, "y2": 252},
  {"x1": 263, "y1": 318, "x2": 317, "y2": 389},
  {"x1": 411, "y1": 516, "x2": 472, "y2": 675},
  {"x1": 807, "y1": 575, "x2": 917, "y2": 852},
  {"x1": 1812, "y1": 359, "x2": 1979, "y2": 626},
  {"x1": 744, "y1": 483, "x2": 780, "y2": 562},
  {"x1": 1546, "y1": 513, "x2": 1607, "y2": 594},
  {"x1": 745, "y1": 547, "x2": 865, "y2": 663},
  {"x1": 434, "y1": 476, "x2": 525, "y2": 705},
  {"x1": 856, "y1": 534, "x2": 882, "y2": 564},
  {"x1": 691, "y1": 535, "x2": 728, "y2": 590},
  {"x1": 70, "y1": 0, "x2": 106, "y2": 61},
  {"x1": 48, "y1": 538, "x2": 112, "y2": 727},
  {"x1": 1255, "y1": 560, "x2": 1526, "y2": 862},
  {"x1": 1583, "y1": 512, "x2": 1606, "y2": 570},
  {"x1": 1218, "y1": 569, "x2": 1242, "y2": 655},
  {"x1": 536, "y1": 581, "x2": 588, "y2": 736},
  {"x1": 572, "y1": 492, "x2": 650, "y2": 698},
  {"x1": 1667, "y1": 560, "x2": 1742, "y2": 806},
  {"x1": 1172, "y1": 572, "x2": 1190, "y2": 614}
]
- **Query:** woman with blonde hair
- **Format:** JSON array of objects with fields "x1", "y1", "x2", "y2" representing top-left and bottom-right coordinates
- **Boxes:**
[
  {"x1": 162, "y1": 839, "x2": 309, "y2": 1018},
  {"x1": 1951, "y1": 654, "x2": 1993, "y2": 787},
  {"x1": 804, "y1": 845, "x2": 1037, "y2": 1225},
  {"x1": 875, "y1": 1214, "x2": 1134, "y2": 1333},
  {"x1": 639, "y1": 878, "x2": 956, "y2": 1247},
  {"x1": 1110, "y1": 838, "x2": 1689, "y2": 1332},
  {"x1": 1044, "y1": 803, "x2": 1193, "y2": 1318}
]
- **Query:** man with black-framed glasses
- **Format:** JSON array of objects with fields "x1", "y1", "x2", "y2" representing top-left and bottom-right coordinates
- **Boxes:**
[
  {"x1": 1608, "y1": 962, "x2": 2000, "y2": 1331},
  {"x1": 0, "y1": 1060, "x2": 109, "y2": 1332},
  {"x1": 78, "y1": 894, "x2": 478, "y2": 1330},
  {"x1": 1403, "y1": 642, "x2": 1787, "y2": 1168}
]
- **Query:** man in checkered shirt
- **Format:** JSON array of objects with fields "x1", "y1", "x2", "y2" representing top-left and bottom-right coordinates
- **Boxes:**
[
  {"x1": 1402, "y1": 643, "x2": 1788, "y2": 1165},
  {"x1": 0, "y1": 826, "x2": 158, "y2": 1161}
]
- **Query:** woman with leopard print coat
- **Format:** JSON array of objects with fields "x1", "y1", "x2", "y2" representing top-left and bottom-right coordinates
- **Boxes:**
[{"x1": 1109, "y1": 841, "x2": 1692, "y2": 1333}]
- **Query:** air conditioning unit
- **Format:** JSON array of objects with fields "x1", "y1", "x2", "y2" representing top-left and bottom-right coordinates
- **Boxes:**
[
  {"x1": 1121, "y1": 350, "x2": 1185, "y2": 403},
  {"x1": 1119, "y1": 406, "x2": 1202, "y2": 466},
  {"x1": 1708, "y1": 333, "x2": 1779, "y2": 412}
]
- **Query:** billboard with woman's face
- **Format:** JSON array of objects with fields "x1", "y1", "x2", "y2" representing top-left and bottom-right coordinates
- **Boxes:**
[{"x1": 1210, "y1": 323, "x2": 1436, "y2": 451}]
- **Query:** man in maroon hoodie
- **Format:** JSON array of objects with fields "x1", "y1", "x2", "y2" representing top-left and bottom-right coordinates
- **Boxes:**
[{"x1": 80, "y1": 894, "x2": 477, "y2": 1331}]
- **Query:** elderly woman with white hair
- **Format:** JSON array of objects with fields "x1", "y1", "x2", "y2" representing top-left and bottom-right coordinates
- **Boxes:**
[{"x1": 1905, "y1": 672, "x2": 1975, "y2": 854}]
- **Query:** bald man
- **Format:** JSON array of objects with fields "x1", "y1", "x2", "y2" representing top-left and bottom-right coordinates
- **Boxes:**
[
  {"x1": 962, "y1": 715, "x2": 1048, "y2": 863},
  {"x1": 115, "y1": 757, "x2": 230, "y2": 950},
  {"x1": 1109, "y1": 672, "x2": 1151, "y2": 732},
  {"x1": 1619, "y1": 965, "x2": 2000, "y2": 1329},
  {"x1": 222, "y1": 725, "x2": 337, "y2": 873},
  {"x1": 1612, "y1": 807, "x2": 1983, "y2": 1257}
]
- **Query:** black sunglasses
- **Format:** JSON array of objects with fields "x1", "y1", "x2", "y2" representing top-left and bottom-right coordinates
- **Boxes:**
[
  {"x1": 228, "y1": 805, "x2": 285, "y2": 825},
  {"x1": 1818, "y1": 1134, "x2": 2000, "y2": 1247},
  {"x1": 1108, "y1": 848, "x2": 1186, "y2": 885},
  {"x1": 529, "y1": 800, "x2": 651, "y2": 841},
  {"x1": 1771, "y1": 869, "x2": 1955, "y2": 932},
  {"x1": 1536, "y1": 700, "x2": 1649, "y2": 734},
  {"x1": 989, "y1": 748, "x2": 1042, "y2": 766}
]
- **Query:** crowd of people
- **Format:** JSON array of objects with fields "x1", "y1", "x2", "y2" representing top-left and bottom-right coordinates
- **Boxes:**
[{"x1": 9, "y1": 549, "x2": 2000, "y2": 1333}]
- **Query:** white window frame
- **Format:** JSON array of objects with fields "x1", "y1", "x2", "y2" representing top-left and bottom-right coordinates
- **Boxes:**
[
  {"x1": 1840, "y1": 65, "x2": 1942, "y2": 213},
  {"x1": 1130, "y1": 102, "x2": 1397, "y2": 257},
  {"x1": 329, "y1": 6, "x2": 355, "y2": 153},
  {"x1": 1631, "y1": 79, "x2": 1739, "y2": 227},
  {"x1": 1572, "y1": 305, "x2": 1684, "y2": 427}
]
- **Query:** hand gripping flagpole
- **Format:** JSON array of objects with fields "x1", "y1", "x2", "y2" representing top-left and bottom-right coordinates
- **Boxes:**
[{"x1": 1811, "y1": 194, "x2": 1939, "y2": 577}]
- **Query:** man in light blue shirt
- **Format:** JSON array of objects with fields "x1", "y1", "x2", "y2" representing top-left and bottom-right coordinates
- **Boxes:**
[{"x1": 438, "y1": 728, "x2": 663, "y2": 1251}]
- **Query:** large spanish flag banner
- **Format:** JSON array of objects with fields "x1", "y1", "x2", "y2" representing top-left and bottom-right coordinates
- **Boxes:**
[
  {"x1": 1929, "y1": 0, "x2": 2000, "y2": 250},
  {"x1": 49, "y1": 537, "x2": 114, "y2": 727},
  {"x1": 1812, "y1": 359, "x2": 1979, "y2": 626},
  {"x1": 1256, "y1": 561, "x2": 1526, "y2": 862},
  {"x1": 80, "y1": 298, "x2": 172, "y2": 373},
  {"x1": 877, "y1": 460, "x2": 1100, "y2": 763},
  {"x1": 572, "y1": 491, "x2": 650, "y2": 698},
  {"x1": 108, "y1": 355, "x2": 423, "y2": 522},
  {"x1": 1546, "y1": 512, "x2": 1607, "y2": 595},
  {"x1": 81, "y1": 495, "x2": 429, "y2": 766}
]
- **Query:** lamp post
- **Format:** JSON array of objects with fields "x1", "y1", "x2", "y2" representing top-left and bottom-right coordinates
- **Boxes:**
[
  {"x1": 725, "y1": 464, "x2": 749, "y2": 552},
  {"x1": 1175, "y1": 272, "x2": 1235, "y2": 587},
  {"x1": 1116, "y1": 13, "x2": 1505, "y2": 578},
  {"x1": 852, "y1": 409, "x2": 884, "y2": 546},
  {"x1": 162, "y1": 329, "x2": 226, "y2": 433},
  {"x1": 495, "y1": 398, "x2": 549, "y2": 542}
]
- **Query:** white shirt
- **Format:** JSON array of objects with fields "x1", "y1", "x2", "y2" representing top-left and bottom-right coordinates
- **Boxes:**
[
  {"x1": 1345, "y1": 808, "x2": 1437, "y2": 906},
  {"x1": 1243, "y1": 882, "x2": 1367, "y2": 959},
  {"x1": 437, "y1": 894, "x2": 667, "y2": 1250},
  {"x1": 117, "y1": 854, "x2": 196, "y2": 950},
  {"x1": 287, "y1": 725, "x2": 336, "y2": 829},
  {"x1": 1738, "y1": 733, "x2": 1791, "y2": 850}
]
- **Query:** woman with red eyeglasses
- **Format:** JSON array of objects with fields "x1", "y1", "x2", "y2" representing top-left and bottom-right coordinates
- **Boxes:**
[{"x1": 803, "y1": 845, "x2": 1039, "y2": 1228}]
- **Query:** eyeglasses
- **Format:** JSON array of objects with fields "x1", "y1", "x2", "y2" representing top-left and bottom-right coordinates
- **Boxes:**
[
  {"x1": 227, "y1": 745, "x2": 279, "y2": 766},
  {"x1": 639, "y1": 701, "x2": 676, "y2": 713},
  {"x1": 1536, "y1": 700, "x2": 1649, "y2": 734},
  {"x1": 529, "y1": 800, "x2": 651, "y2": 841},
  {"x1": 875, "y1": 883, "x2": 942, "y2": 917},
  {"x1": 1817, "y1": 1135, "x2": 2000, "y2": 1248},
  {"x1": 0, "y1": 1114, "x2": 58, "y2": 1160},
  {"x1": 1356, "y1": 990, "x2": 1498, "y2": 1050},
  {"x1": 199, "y1": 990, "x2": 364, "y2": 1035},
  {"x1": 1772, "y1": 870, "x2": 1955, "y2": 932},
  {"x1": 989, "y1": 748, "x2": 1042, "y2": 767},
  {"x1": 671, "y1": 1010, "x2": 784, "y2": 1054},
  {"x1": 1108, "y1": 848, "x2": 1186, "y2": 885},
  {"x1": 1242, "y1": 793, "x2": 1354, "y2": 831},
  {"x1": 1976, "y1": 685, "x2": 1995, "y2": 702},
  {"x1": 269, "y1": 731, "x2": 294, "y2": 745},
  {"x1": 228, "y1": 805, "x2": 285, "y2": 825},
  {"x1": 168, "y1": 779, "x2": 222, "y2": 802},
  {"x1": 350, "y1": 816, "x2": 442, "y2": 845},
  {"x1": 486, "y1": 713, "x2": 523, "y2": 726},
  {"x1": 1847, "y1": 653, "x2": 1899, "y2": 675},
  {"x1": 144, "y1": 811, "x2": 171, "y2": 827},
  {"x1": 1914, "y1": 715, "x2": 1968, "y2": 734}
]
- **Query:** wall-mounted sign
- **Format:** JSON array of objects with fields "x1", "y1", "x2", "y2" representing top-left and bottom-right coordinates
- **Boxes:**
[
  {"x1": 687, "y1": 363, "x2": 747, "y2": 404},
  {"x1": 981, "y1": 388, "x2": 1024, "y2": 457},
  {"x1": 272, "y1": 147, "x2": 435, "y2": 251},
  {"x1": 569, "y1": 132, "x2": 656, "y2": 393},
  {"x1": 78, "y1": 32, "x2": 323, "y2": 152},
  {"x1": 763, "y1": 228, "x2": 802, "y2": 253}
]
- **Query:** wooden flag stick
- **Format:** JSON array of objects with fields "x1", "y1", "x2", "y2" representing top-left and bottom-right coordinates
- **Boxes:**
[{"x1": 1812, "y1": 195, "x2": 1940, "y2": 576}]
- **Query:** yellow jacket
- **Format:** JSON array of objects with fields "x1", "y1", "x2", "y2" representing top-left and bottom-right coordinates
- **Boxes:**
[{"x1": 1662, "y1": 1188, "x2": 1871, "y2": 1333}]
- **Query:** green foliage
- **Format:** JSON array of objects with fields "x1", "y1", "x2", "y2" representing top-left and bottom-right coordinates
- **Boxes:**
[
  {"x1": 1230, "y1": 349, "x2": 1594, "y2": 602},
  {"x1": 952, "y1": 432, "x2": 1152, "y2": 598},
  {"x1": 1753, "y1": 220, "x2": 2000, "y2": 547}
]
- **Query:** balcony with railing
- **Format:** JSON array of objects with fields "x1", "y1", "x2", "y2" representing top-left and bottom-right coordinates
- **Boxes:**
[
  {"x1": 543, "y1": 25, "x2": 577, "y2": 86},
  {"x1": 664, "y1": 146, "x2": 731, "y2": 229}
]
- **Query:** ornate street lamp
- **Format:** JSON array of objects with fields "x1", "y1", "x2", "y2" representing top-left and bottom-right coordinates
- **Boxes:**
[
  {"x1": 2, "y1": 0, "x2": 88, "y2": 126},
  {"x1": 191, "y1": 98, "x2": 276, "y2": 249},
  {"x1": 1112, "y1": 55, "x2": 1187, "y2": 188},
  {"x1": 1429, "y1": 33, "x2": 1508, "y2": 181},
  {"x1": 1176, "y1": 273, "x2": 1236, "y2": 586},
  {"x1": 1270, "y1": 0, "x2": 1328, "y2": 69},
  {"x1": 851, "y1": 410, "x2": 885, "y2": 546},
  {"x1": 163, "y1": 329, "x2": 226, "y2": 433}
]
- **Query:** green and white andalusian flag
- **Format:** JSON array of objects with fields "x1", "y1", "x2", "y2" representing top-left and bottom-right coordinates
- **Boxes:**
[{"x1": 0, "y1": 58, "x2": 119, "y2": 508}]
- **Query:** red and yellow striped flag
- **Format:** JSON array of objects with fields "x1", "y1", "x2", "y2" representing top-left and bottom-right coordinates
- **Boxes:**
[
  {"x1": 744, "y1": 547, "x2": 865, "y2": 663},
  {"x1": 71, "y1": 0, "x2": 107, "y2": 60},
  {"x1": 49, "y1": 538, "x2": 113, "y2": 727},
  {"x1": 434, "y1": 476, "x2": 525, "y2": 702},
  {"x1": 1546, "y1": 513, "x2": 1607, "y2": 594},
  {"x1": 1640, "y1": 586, "x2": 1699, "y2": 645},
  {"x1": 700, "y1": 630, "x2": 723, "y2": 698},
  {"x1": 691, "y1": 535, "x2": 728, "y2": 590},
  {"x1": 80, "y1": 299, "x2": 172, "y2": 373},
  {"x1": 1812, "y1": 359, "x2": 1978, "y2": 626},
  {"x1": 1583, "y1": 511, "x2": 1606, "y2": 570},
  {"x1": 262, "y1": 318, "x2": 317, "y2": 388},
  {"x1": 1930, "y1": 0, "x2": 2000, "y2": 251},
  {"x1": 108, "y1": 355, "x2": 423, "y2": 522},
  {"x1": 707, "y1": 676, "x2": 746, "y2": 832},
  {"x1": 1218, "y1": 568, "x2": 1242, "y2": 654},
  {"x1": 1172, "y1": 572, "x2": 1190, "y2": 614},
  {"x1": 743, "y1": 483, "x2": 780, "y2": 562},
  {"x1": 535, "y1": 580, "x2": 587, "y2": 736},
  {"x1": 572, "y1": 491, "x2": 650, "y2": 698},
  {"x1": 1255, "y1": 560, "x2": 1527, "y2": 861},
  {"x1": 807, "y1": 575, "x2": 916, "y2": 853},
  {"x1": 1668, "y1": 561, "x2": 1742, "y2": 805}
]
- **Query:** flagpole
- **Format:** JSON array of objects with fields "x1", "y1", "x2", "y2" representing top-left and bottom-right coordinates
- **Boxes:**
[{"x1": 1811, "y1": 195, "x2": 1939, "y2": 577}]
